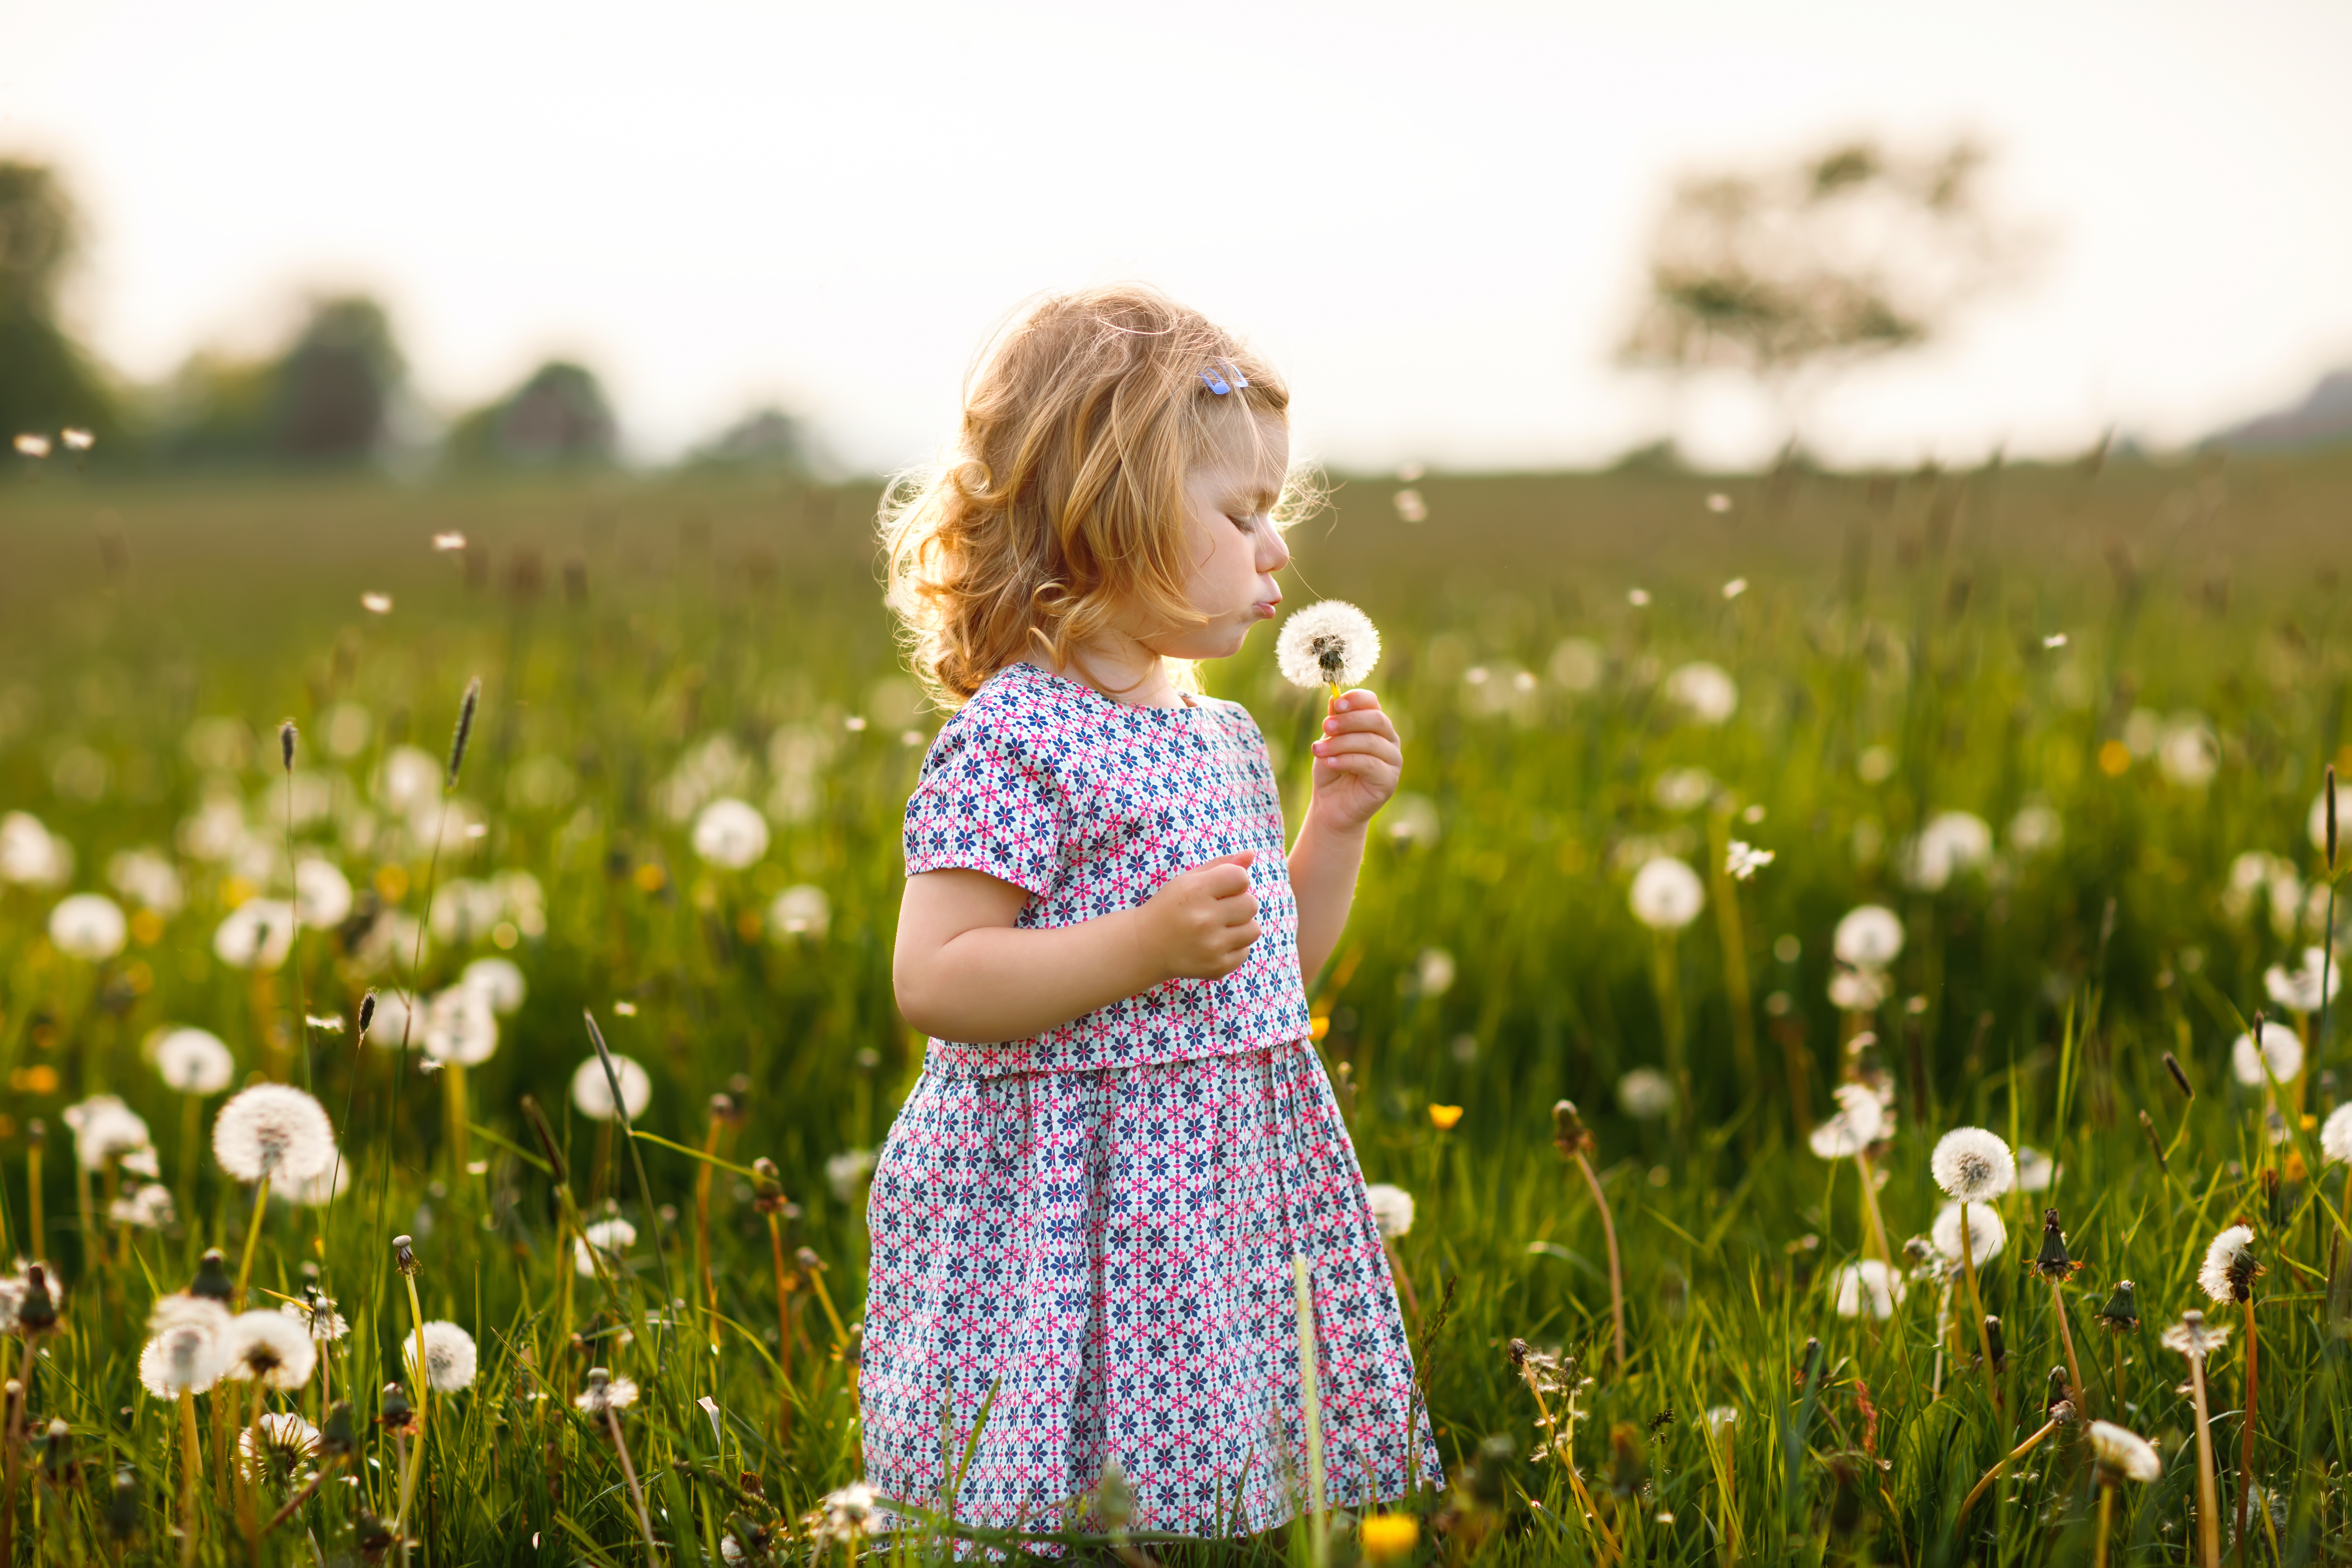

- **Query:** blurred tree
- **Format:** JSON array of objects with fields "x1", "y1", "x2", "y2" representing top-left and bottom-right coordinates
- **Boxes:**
[
  {"x1": 446, "y1": 360, "x2": 616, "y2": 466},
  {"x1": 688, "y1": 405, "x2": 811, "y2": 471},
  {"x1": 0, "y1": 160, "x2": 123, "y2": 446},
  {"x1": 1618, "y1": 138, "x2": 2025, "y2": 453},
  {"x1": 152, "y1": 295, "x2": 406, "y2": 464}
]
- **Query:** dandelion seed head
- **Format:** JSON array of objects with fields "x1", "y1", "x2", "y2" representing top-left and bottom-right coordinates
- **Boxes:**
[
  {"x1": 432, "y1": 532, "x2": 467, "y2": 551},
  {"x1": 1808, "y1": 1082, "x2": 1889, "y2": 1160},
  {"x1": 2043, "y1": 633, "x2": 2068, "y2": 649},
  {"x1": 220, "y1": 1309, "x2": 319, "y2": 1390},
  {"x1": 2262, "y1": 949, "x2": 2340, "y2": 1016},
  {"x1": 1275, "y1": 601, "x2": 1381, "y2": 690},
  {"x1": 1664, "y1": 662, "x2": 1739, "y2": 725},
  {"x1": 2015, "y1": 1145, "x2": 2060, "y2": 1193},
  {"x1": 420, "y1": 987, "x2": 499, "y2": 1067},
  {"x1": 1616, "y1": 1067, "x2": 1677, "y2": 1120},
  {"x1": 64, "y1": 1094, "x2": 151, "y2": 1172},
  {"x1": 2161, "y1": 1310, "x2": 2229, "y2": 1362},
  {"x1": 574, "y1": 1218, "x2": 638, "y2": 1276},
  {"x1": 281, "y1": 1291, "x2": 350, "y2": 1343},
  {"x1": 2087, "y1": 1420, "x2": 2161, "y2": 1483},
  {"x1": 2198, "y1": 1224, "x2": 2259, "y2": 1305},
  {"x1": 1931, "y1": 1127, "x2": 2016, "y2": 1202},
  {"x1": 405, "y1": 1320, "x2": 478, "y2": 1392},
  {"x1": 238, "y1": 1412, "x2": 322, "y2": 1483},
  {"x1": 14, "y1": 433, "x2": 53, "y2": 457},
  {"x1": 1627, "y1": 588, "x2": 1650, "y2": 607},
  {"x1": 293, "y1": 858, "x2": 352, "y2": 926},
  {"x1": 691, "y1": 797, "x2": 771, "y2": 869},
  {"x1": 570, "y1": 1054, "x2": 652, "y2": 1123},
  {"x1": 213, "y1": 898, "x2": 296, "y2": 972},
  {"x1": 110, "y1": 1183, "x2": 176, "y2": 1229},
  {"x1": 1827, "y1": 965, "x2": 1893, "y2": 1012},
  {"x1": 1930, "y1": 1201, "x2": 2007, "y2": 1267},
  {"x1": 574, "y1": 1367, "x2": 641, "y2": 1414},
  {"x1": 1833, "y1": 1259, "x2": 1906, "y2": 1320},
  {"x1": 826, "y1": 1148, "x2": 877, "y2": 1202},
  {"x1": 2321, "y1": 1104, "x2": 2352, "y2": 1166},
  {"x1": 2231, "y1": 1022, "x2": 2303, "y2": 1087},
  {"x1": 1725, "y1": 840, "x2": 1774, "y2": 880},
  {"x1": 48, "y1": 893, "x2": 127, "y2": 960},
  {"x1": 769, "y1": 883, "x2": 830, "y2": 939},
  {"x1": 1833, "y1": 905, "x2": 1906, "y2": 969},
  {"x1": 212, "y1": 1083, "x2": 338, "y2": 1183},
  {"x1": 1721, "y1": 576, "x2": 1748, "y2": 599},
  {"x1": 61, "y1": 428, "x2": 94, "y2": 451},
  {"x1": 361, "y1": 593, "x2": 393, "y2": 614},
  {"x1": 1629, "y1": 856, "x2": 1705, "y2": 931},
  {"x1": 149, "y1": 1025, "x2": 234, "y2": 1100},
  {"x1": 1364, "y1": 1183, "x2": 1415, "y2": 1239},
  {"x1": 461, "y1": 956, "x2": 527, "y2": 1014},
  {"x1": 139, "y1": 1296, "x2": 230, "y2": 1396}
]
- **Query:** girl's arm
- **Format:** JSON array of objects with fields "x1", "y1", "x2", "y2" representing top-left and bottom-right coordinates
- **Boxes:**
[
  {"x1": 1289, "y1": 689, "x2": 1405, "y2": 981},
  {"x1": 893, "y1": 852, "x2": 1262, "y2": 1044}
]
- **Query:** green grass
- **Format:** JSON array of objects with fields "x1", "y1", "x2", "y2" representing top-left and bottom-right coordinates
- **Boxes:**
[{"x1": 0, "y1": 452, "x2": 2349, "y2": 1564}]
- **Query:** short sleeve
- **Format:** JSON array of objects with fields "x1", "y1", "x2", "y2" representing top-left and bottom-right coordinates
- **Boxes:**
[{"x1": 902, "y1": 711, "x2": 1063, "y2": 898}]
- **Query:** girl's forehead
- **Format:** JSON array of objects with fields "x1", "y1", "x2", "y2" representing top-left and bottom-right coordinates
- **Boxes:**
[{"x1": 1195, "y1": 411, "x2": 1290, "y2": 503}]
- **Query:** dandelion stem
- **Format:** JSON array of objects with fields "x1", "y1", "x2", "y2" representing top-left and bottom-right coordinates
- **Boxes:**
[
  {"x1": 2094, "y1": 1481, "x2": 2115, "y2": 1568},
  {"x1": 1957, "y1": 1211, "x2": 2000, "y2": 1412},
  {"x1": 178, "y1": 1388, "x2": 202, "y2": 1568},
  {"x1": 393, "y1": 1273, "x2": 430, "y2": 1555},
  {"x1": 2049, "y1": 1278, "x2": 2089, "y2": 1416},
  {"x1": 2237, "y1": 1294, "x2": 2259, "y2": 1559},
  {"x1": 1291, "y1": 1254, "x2": 1328, "y2": 1568},
  {"x1": 1852, "y1": 1151, "x2": 1893, "y2": 1268},
  {"x1": 2188, "y1": 1351, "x2": 2221, "y2": 1568},
  {"x1": 1955, "y1": 1412, "x2": 2063, "y2": 1522},
  {"x1": 1708, "y1": 805, "x2": 1760, "y2": 1093},
  {"x1": 697, "y1": 1116, "x2": 722, "y2": 1357},
  {"x1": 767, "y1": 1212, "x2": 796, "y2": 1444},
  {"x1": 1571, "y1": 1150, "x2": 1628, "y2": 1370},
  {"x1": 605, "y1": 1410, "x2": 661, "y2": 1568},
  {"x1": 444, "y1": 1060, "x2": 470, "y2": 1177},
  {"x1": 230, "y1": 1174, "x2": 272, "y2": 1310}
]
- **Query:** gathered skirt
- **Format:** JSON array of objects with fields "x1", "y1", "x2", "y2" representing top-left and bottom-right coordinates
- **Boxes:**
[{"x1": 858, "y1": 1039, "x2": 1441, "y2": 1538}]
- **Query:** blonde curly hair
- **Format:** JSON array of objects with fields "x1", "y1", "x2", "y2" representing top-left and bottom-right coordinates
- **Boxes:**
[{"x1": 882, "y1": 284, "x2": 1305, "y2": 708}]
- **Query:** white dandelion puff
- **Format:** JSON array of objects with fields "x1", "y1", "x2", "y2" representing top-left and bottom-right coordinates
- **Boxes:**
[
  {"x1": 282, "y1": 1159, "x2": 352, "y2": 1207},
  {"x1": 574, "y1": 1217, "x2": 638, "y2": 1277},
  {"x1": 1629, "y1": 856, "x2": 1705, "y2": 931},
  {"x1": 691, "y1": 797, "x2": 771, "y2": 869},
  {"x1": 1808, "y1": 1082, "x2": 1889, "y2": 1160},
  {"x1": 292, "y1": 859, "x2": 352, "y2": 926},
  {"x1": 1930, "y1": 1201, "x2": 2007, "y2": 1267},
  {"x1": 1663, "y1": 662, "x2": 1739, "y2": 725},
  {"x1": 138, "y1": 1297, "x2": 230, "y2": 1396},
  {"x1": 2231, "y1": 1022, "x2": 2303, "y2": 1087},
  {"x1": 212, "y1": 1084, "x2": 338, "y2": 1183},
  {"x1": 1827, "y1": 965, "x2": 1893, "y2": 1012},
  {"x1": 2262, "y1": 949, "x2": 2340, "y2": 1016},
  {"x1": 1931, "y1": 1127, "x2": 2016, "y2": 1202},
  {"x1": 826, "y1": 1149, "x2": 877, "y2": 1202},
  {"x1": 1628, "y1": 588, "x2": 1651, "y2": 607},
  {"x1": 405, "y1": 1320, "x2": 479, "y2": 1392},
  {"x1": 1833, "y1": 1259, "x2": 1906, "y2": 1320},
  {"x1": 421, "y1": 988, "x2": 498, "y2": 1067},
  {"x1": 2015, "y1": 1145, "x2": 2060, "y2": 1193},
  {"x1": 2198, "y1": 1224, "x2": 2259, "y2": 1305},
  {"x1": 14, "y1": 433, "x2": 53, "y2": 457},
  {"x1": 238, "y1": 1412, "x2": 322, "y2": 1483},
  {"x1": 1275, "y1": 601, "x2": 1382, "y2": 690},
  {"x1": 214, "y1": 898, "x2": 296, "y2": 972},
  {"x1": 1900, "y1": 811, "x2": 1994, "y2": 892},
  {"x1": 64, "y1": 1094, "x2": 151, "y2": 1171},
  {"x1": 2043, "y1": 633, "x2": 2068, "y2": 649},
  {"x1": 461, "y1": 956, "x2": 527, "y2": 1014},
  {"x1": 219, "y1": 1310, "x2": 318, "y2": 1390},
  {"x1": 769, "y1": 883, "x2": 830, "y2": 939},
  {"x1": 2161, "y1": 1311, "x2": 2229, "y2": 1362},
  {"x1": 571, "y1": 1054, "x2": 652, "y2": 1123},
  {"x1": 1721, "y1": 577, "x2": 1748, "y2": 599},
  {"x1": 0, "y1": 812, "x2": 72, "y2": 887},
  {"x1": 1833, "y1": 906, "x2": 1906, "y2": 969},
  {"x1": 432, "y1": 531, "x2": 468, "y2": 551},
  {"x1": 361, "y1": 592, "x2": 392, "y2": 614},
  {"x1": 1725, "y1": 841, "x2": 1774, "y2": 880},
  {"x1": 281, "y1": 1291, "x2": 350, "y2": 1343},
  {"x1": 2321, "y1": 1104, "x2": 2352, "y2": 1166},
  {"x1": 1365, "y1": 1184, "x2": 1416, "y2": 1240},
  {"x1": 574, "y1": 1367, "x2": 641, "y2": 1415},
  {"x1": 1616, "y1": 1067, "x2": 1677, "y2": 1120},
  {"x1": 111, "y1": 1182, "x2": 177, "y2": 1229},
  {"x1": 2087, "y1": 1421, "x2": 2162, "y2": 1484},
  {"x1": 48, "y1": 893, "x2": 127, "y2": 960}
]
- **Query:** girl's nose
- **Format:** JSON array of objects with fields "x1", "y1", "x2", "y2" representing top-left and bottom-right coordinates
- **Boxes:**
[{"x1": 1258, "y1": 524, "x2": 1290, "y2": 575}]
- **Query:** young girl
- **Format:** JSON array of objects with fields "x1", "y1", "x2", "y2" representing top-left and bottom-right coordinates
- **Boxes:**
[{"x1": 862, "y1": 285, "x2": 1438, "y2": 1539}]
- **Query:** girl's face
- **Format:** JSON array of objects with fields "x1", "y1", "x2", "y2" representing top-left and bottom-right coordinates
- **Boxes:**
[{"x1": 1138, "y1": 412, "x2": 1292, "y2": 662}]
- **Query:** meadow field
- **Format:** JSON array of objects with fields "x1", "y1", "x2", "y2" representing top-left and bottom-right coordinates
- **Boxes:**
[{"x1": 1, "y1": 448, "x2": 2349, "y2": 1565}]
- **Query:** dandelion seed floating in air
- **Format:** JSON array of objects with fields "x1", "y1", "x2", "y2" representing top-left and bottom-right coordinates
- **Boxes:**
[{"x1": 1276, "y1": 601, "x2": 1381, "y2": 694}]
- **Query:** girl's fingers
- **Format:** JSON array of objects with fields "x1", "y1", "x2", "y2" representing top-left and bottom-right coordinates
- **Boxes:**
[
  {"x1": 1322, "y1": 711, "x2": 1397, "y2": 738},
  {"x1": 1312, "y1": 734, "x2": 1401, "y2": 762}
]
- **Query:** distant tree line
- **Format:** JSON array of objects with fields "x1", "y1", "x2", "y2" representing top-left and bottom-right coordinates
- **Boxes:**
[{"x1": 1, "y1": 159, "x2": 811, "y2": 474}]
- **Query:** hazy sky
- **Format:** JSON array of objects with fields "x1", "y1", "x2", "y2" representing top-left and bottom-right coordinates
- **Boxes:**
[{"x1": 5, "y1": 0, "x2": 2348, "y2": 472}]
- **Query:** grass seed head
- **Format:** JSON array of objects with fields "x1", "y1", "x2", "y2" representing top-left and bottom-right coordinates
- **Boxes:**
[
  {"x1": 279, "y1": 720, "x2": 296, "y2": 773},
  {"x1": 447, "y1": 677, "x2": 482, "y2": 788}
]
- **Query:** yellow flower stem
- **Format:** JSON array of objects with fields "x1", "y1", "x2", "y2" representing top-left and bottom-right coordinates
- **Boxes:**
[
  {"x1": 231, "y1": 1174, "x2": 272, "y2": 1310},
  {"x1": 1572, "y1": 1151, "x2": 1629, "y2": 1370},
  {"x1": 2188, "y1": 1352, "x2": 2220, "y2": 1568},
  {"x1": 1292, "y1": 1254, "x2": 1328, "y2": 1568}
]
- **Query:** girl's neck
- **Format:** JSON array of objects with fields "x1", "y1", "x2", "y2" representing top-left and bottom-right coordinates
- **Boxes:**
[{"x1": 1024, "y1": 634, "x2": 1189, "y2": 709}]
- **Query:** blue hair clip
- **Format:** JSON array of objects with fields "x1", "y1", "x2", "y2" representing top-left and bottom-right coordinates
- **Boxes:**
[{"x1": 1198, "y1": 361, "x2": 1250, "y2": 396}]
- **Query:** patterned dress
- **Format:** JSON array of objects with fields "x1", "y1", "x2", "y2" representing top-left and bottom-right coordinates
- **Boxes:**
[{"x1": 861, "y1": 661, "x2": 1439, "y2": 1540}]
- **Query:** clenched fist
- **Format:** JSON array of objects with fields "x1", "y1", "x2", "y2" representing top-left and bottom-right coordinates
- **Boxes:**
[{"x1": 1135, "y1": 851, "x2": 1261, "y2": 980}]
